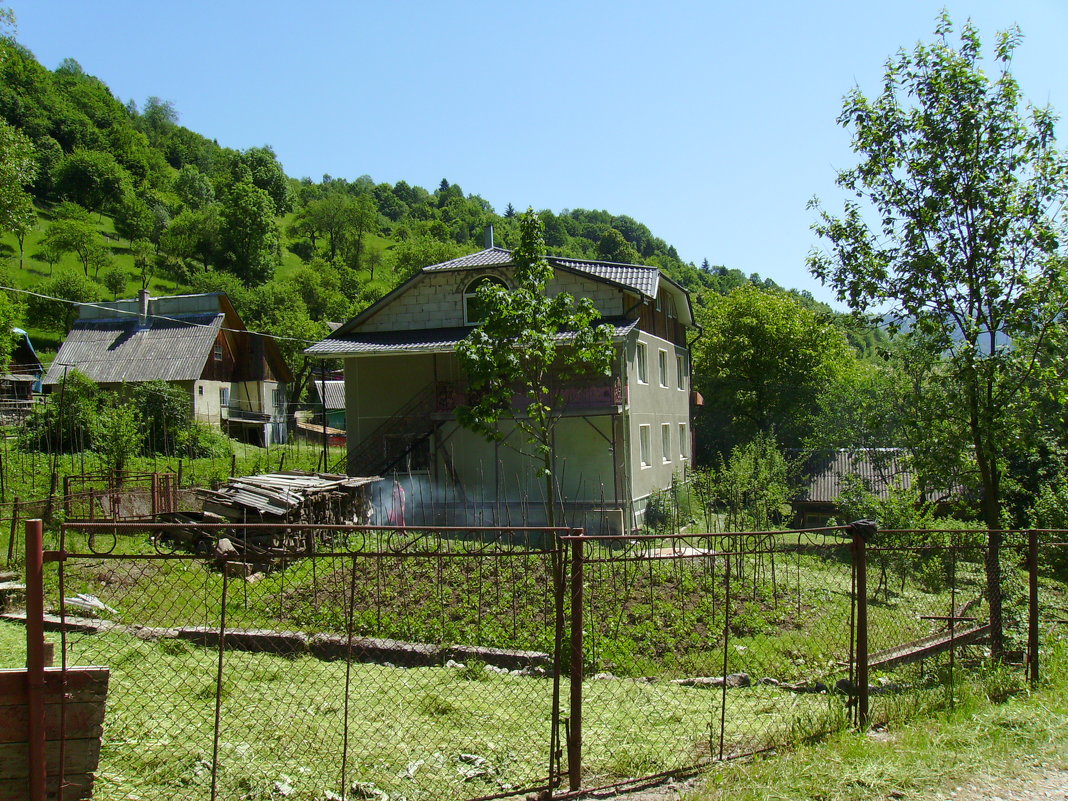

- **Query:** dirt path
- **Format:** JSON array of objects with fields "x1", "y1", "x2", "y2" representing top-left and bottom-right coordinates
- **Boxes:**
[
  {"x1": 934, "y1": 767, "x2": 1068, "y2": 801},
  {"x1": 584, "y1": 766, "x2": 1068, "y2": 800}
]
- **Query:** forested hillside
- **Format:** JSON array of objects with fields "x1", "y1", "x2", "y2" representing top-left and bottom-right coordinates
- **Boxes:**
[{"x1": 0, "y1": 30, "x2": 890, "y2": 463}]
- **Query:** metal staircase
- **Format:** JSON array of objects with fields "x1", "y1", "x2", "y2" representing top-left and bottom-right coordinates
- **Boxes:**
[{"x1": 330, "y1": 382, "x2": 448, "y2": 476}]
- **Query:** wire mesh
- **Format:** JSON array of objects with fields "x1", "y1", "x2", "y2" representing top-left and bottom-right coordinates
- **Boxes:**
[
  {"x1": 18, "y1": 522, "x2": 1068, "y2": 800},
  {"x1": 858, "y1": 529, "x2": 1033, "y2": 725},
  {"x1": 572, "y1": 529, "x2": 853, "y2": 787},
  {"x1": 48, "y1": 523, "x2": 567, "y2": 801}
]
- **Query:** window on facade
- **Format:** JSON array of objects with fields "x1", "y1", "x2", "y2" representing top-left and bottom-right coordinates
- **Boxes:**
[
  {"x1": 220, "y1": 386, "x2": 230, "y2": 409},
  {"x1": 665, "y1": 294, "x2": 677, "y2": 319},
  {"x1": 661, "y1": 423, "x2": 671, "y2": 462},
  {"x1": 385, "y1": 435, "x2": 431, "y2": 472},
  {"x1": 636, "y1": 342, "x2": 648, "y2": 384},
  {"x1": 676, "y1": 354, "x2": 686, "y2": 390},
  {"x1": 679, "y1": 423, "x2": 688, "y2": 459},
  {"x1": 213, "y1": 342, "x2": 223, "y2": 361},
  {"x1": 639, "y1": 425, "x2": 651, "y2": 467},
  {"x1": 272, "y1": 388, "x2": 284, "y2": 409},
  {"x1": 463, "y1": 276, "x2": 507, "y2": 325},
  {"x1": 658, "y1": 349, "x2": 668, "y2": 387}
]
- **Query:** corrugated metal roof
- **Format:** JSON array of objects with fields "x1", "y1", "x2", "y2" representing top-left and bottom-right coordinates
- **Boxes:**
[
  {"x1": 305, "y1": 319, "x2": 638, "y2": 357},
  {"x1": 43, "y1": 313, "x2": 223, "y2": 385},
  {"x1": 313, "y1": 379, "x2": 346, "y2": 409},
  {"x1": 798, "y1": 450, "x2": 912, "y2": 503},
  {"x1": 423, "y1": 247, "x2": 661, "y2": 298}
]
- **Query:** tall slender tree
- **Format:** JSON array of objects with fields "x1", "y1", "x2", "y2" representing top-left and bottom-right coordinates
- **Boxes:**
[
  {"x1": 808, "y1": 15, "x2": 1068, "y2": 657},
  {"x1": 457, "y1": 208, "x2": 614, "y2": 527}
]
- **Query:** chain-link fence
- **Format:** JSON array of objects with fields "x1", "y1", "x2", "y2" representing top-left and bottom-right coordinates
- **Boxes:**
[
  {"x1": 9, "y1": 521, "x2": 1068, "y2": 800},
  {"x1": 570, "y1": 529, "x2": 855, "y2": 789},
  {"x1": 34, "y1": 522, "x2": 570, "y2": 801}
]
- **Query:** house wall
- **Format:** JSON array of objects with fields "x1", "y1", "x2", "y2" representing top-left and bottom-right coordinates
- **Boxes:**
[
  {"x1": 191, "y1": 379, "x2": 230, "y2": 425},
  {"x1": 356, "y1": 269, "x2": 628, "y2": 332},
  {"x1": 342, "y1": 348, "x2": 637, "y2": 533},
  {"x1": 624, "y1": 329, "x2": 691, "y2": 527},
  {"x1": 345, "y1": 353, "x2": 437, "y2": 443},
  {"x1": 339, "y1": 267, "x2": 693, "y2": 533}
]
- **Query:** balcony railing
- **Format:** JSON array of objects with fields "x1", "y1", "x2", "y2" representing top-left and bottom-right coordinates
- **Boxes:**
[{"x1": 434, "y1": 378, "x2": 623, "y2": 414}]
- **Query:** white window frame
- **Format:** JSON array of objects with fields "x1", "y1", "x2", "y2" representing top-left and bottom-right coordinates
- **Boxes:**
[
  {"x1": 658, "y1": 349, "x2": 668, "y2": 387},
  {"x1": 661, "y1": 423, "x2": 671, "y2": 463},
  {"x1": 639, "y1": 424, "x2": 651, "y2": 468},
  {"x1": 679, "y1": 423, "x2": 688, "y2": 460},
  {"x1": 676, "y1": 353, "x2": 686, "y2": 390},
  {"x1": 636, "y1": 342, "x2": 648, "y2": 384}
]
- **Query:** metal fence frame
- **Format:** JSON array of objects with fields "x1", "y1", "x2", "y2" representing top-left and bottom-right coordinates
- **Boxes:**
[{"x1": 13, "y1": 519, "x2": 1067, "y2": 800}]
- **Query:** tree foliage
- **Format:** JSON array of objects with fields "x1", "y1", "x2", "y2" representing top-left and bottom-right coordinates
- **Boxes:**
[
  {"x1": 808, "y1": 15, "x2": 1068, "y2": 656},
  {"x1": 0, "y1": 118, "x2": 35, "y2": 269},
  {"x1": 52, "y1": 148, "x2": 129, "y2": 213},
  {"x1": 693, "y1": 284, "x2": 856, "y2": 457},
  {"x1": 27, "y1": 270, "x2": 103, "y2": 333}
]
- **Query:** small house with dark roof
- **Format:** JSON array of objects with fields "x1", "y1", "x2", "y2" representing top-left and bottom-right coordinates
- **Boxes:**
[
  {"x1": 306, "y1": 246, "x2": 700, "y2": 533},
  {"x1": 312, "y1": 379, "x2": 346, "y2": 430},
  {"x1": 43, "y1": 291, "x2": 293, "y2": 445}
]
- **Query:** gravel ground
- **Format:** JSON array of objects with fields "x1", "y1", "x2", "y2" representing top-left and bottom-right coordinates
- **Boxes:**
[
  {"x1": 934, "y1": 767, "x2": 1068, "y2": 801},
  {"x1": 576, "y1": 765, "x2": 1068, "y2": 801}
]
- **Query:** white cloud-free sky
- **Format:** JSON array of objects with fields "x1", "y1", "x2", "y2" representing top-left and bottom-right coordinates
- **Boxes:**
[{"x1": 9, "y1": 1, "x2": 1068, "y2": 304}]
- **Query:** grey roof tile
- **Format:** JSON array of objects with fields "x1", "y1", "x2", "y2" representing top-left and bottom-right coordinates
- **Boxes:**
[
  {"x1": 423, "y1": 248, "x2": 661, "y2": 298},
  {"x1": 305, "y1": 319, "x2": 637, "y2": 357}
]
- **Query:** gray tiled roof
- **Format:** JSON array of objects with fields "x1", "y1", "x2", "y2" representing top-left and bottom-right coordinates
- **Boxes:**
[
  {"x1": 423, "y1": 247, "x2": 514, "y2": 271},
  {"x1": 305, "y1": 319, "x2": 638, "y2": 357},
  {"x1": 424, "y1": 248, "x2": 661, "y2": 299},
  {"x1": 43, "y1": 314, "x2": 224, "y2": 385},
  {"x1": 550, "y1": 258, "x2": 660, "y2": 297}
]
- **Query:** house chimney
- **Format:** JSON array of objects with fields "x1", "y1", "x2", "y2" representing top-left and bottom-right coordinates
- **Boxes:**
[
  {"x1": 484, "y1": 225, "x2": 494, "y2": 249},
  {"x1": 138, "y1": 289, "x2": 150, "y2": 327}
]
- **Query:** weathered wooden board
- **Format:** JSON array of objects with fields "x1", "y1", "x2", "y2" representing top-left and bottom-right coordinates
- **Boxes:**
[
  {"x1": 0, "y1": 772, "x2": 95, "y2": 800},
  {"x1": 0, "y1": 668, "x2": 108, "y2": 801}
]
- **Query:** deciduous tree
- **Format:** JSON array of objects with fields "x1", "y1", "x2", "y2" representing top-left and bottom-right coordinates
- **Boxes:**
[
  {"x1": 218, "y1": 173, "x2": 279, "y2": 285},
  {"x1": 53, "y1": 148, "x2": 129, "y2": 213},
  {"x1": 0, "y1": 120, "x2": 36, "y2": 264},
  {"x1": 808, "y1": 15, "x2": 1068, "y2": 657},
  {"x1": 456, "y1": 209, "x2": 614, "y2": 526},
  {"x1": 692, "y1": 284, "x2": 855, "y2": 456}
]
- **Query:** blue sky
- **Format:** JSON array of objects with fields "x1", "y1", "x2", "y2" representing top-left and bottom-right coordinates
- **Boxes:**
[{"x1": 9, "y1": 1, "x2": 1068, "y2": 305}]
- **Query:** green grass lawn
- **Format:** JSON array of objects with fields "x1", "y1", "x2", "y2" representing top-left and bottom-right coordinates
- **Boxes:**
[
  {"x1": 691, "y1": 635, "x2": 1068, "y2": 801},
  {"x1": 1, "y1": 621, "x2": 834, "y2": 801}
]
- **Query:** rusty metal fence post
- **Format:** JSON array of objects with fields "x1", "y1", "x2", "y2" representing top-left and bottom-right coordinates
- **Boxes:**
[
  {"x1": 568, "y1": 532, "x2": 584, "y2": 792},
  {"x1": 1027, "y1": 529, "x2": 1040, "y2": 686},
  {"x1": 850, "y1": 520, "x2": 873, "y2": 729},
  {"x1": 25, "y1": 518, "x2": 46, "y2": 801}
]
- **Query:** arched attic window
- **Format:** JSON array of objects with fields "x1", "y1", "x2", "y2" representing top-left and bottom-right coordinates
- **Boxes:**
[{"x1": 463, "y1": 275, "x2": 508, "y2": 325}]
